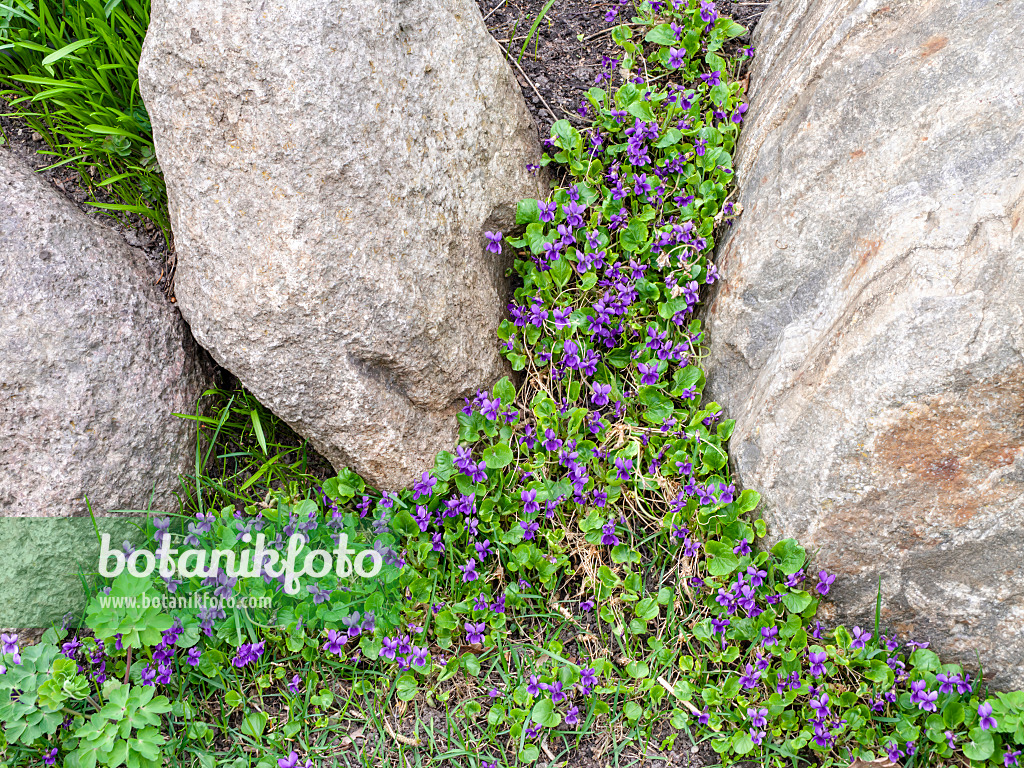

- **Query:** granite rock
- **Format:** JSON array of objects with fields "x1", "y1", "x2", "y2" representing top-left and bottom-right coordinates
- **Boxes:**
[
  {"x1": 705, "y1": 0, "x2": 1024, "y2": 688},
  {"x1": 138, "y1": 0, "x2": 547, "y2": 489},
  {"x1": 0, "y1": 149, "x2": 211, "y2": 518}
]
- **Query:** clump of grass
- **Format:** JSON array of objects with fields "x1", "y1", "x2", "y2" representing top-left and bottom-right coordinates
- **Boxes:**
[
  {"x1": 0, "y1": 0, "x2": 168, "y2": 238},
  {"x1": 175, "y1": 385, "x2": 333, "y2": 518}
]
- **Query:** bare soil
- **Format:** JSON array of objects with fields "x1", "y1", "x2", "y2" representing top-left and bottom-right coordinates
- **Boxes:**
[{"x1": 475, "y1": 0, "x2": 771, "y2": 140}]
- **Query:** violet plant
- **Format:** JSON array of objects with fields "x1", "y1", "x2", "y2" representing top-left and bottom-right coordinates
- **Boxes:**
[{"x1": 1, "y1": 1, "x2": 1023, "y2": 767}]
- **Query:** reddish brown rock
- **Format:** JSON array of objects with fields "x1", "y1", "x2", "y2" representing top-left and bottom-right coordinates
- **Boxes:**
[{"x1": 705, "y1": 0, "x2": 1024, "y2": 688}]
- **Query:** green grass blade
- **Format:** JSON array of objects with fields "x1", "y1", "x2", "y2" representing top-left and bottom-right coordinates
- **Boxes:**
[
  {"x1": 518, "y1": 0, "x2": 556, "y2": 63},
  {"x1": 237, "y1": 453, "x2": 283, "y2": 492},
  {"x1": 249, "y1": 408, "x2": 268, "y2": 456},
  {"x1": 103, "y1": 0, "x2": 126, "y2": 17},
  {"x1": 40, "y1": 36, "x2": 97, "y2": 67}
]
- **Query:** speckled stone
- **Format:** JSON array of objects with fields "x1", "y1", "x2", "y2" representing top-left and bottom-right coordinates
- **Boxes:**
[
  {"x1": 0, "y1": 149, "x2": 212, "y2": 519},
  {"x1": 139, "y1": 0, "x2": 547, "y2": 490}
]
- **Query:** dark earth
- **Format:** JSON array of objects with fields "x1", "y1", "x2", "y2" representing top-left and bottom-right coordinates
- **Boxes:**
[{"x1": 475, "y1": 0, "x2": 770, "y2": 139}]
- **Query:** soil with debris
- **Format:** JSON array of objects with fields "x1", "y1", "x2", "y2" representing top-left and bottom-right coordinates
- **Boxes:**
[
  {"x1": 0, "y1": 109, "x2": 173, "y2": 296},
  {"x1": 476, "y1": 0, "x2": 772, "y2": 140}
]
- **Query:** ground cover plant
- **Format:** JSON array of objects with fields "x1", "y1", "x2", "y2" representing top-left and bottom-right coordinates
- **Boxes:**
[{"x1": 2, "y1": 1, "x2": 1024, "y2": 767}]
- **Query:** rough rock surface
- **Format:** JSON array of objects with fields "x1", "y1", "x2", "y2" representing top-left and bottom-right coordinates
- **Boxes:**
[
  {"x1": 138, "y1": 0, "x2": 547, "y2": 490},
  {"x1": 705, "y1": 0, "x2": 1024, "y2": 688},
  {"x1": 0, "y1": 149, "x2": 212, "y2": 518}
]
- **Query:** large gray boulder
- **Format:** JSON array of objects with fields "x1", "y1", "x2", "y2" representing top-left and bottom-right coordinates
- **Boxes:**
[
  {"x1": 705, "y1": 0, "x2": 1024, "y2": 688},
  {"x1": 138, "y1": 0, "x2": 546, "y2": 490},
  {"x1": 0, "y1": 149, "x2": 211, "y2": 518}
]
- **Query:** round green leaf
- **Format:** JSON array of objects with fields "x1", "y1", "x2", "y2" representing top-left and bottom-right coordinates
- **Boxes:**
[
  {"x1": 483, "y1": 443, "x2": 513, "y2": 469},
  {"x1": 962, "y1": 727, "x2": 995, "y2": 761},
  {"x1": 531, "y1": 698, "x2": 561, "y2": 728},
  {"x1": 396, "y1": 674, "x2": 418, "y2": 702}
]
